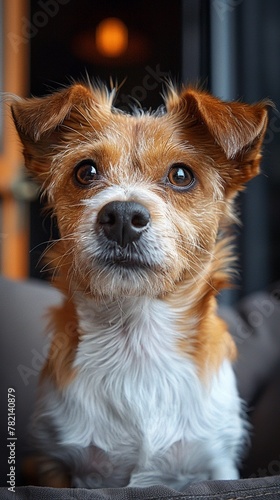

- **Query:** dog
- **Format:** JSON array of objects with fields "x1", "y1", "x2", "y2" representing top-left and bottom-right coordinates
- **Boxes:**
[{"x1": 11, "y1": 82, "x2": 269, "y2": 489}]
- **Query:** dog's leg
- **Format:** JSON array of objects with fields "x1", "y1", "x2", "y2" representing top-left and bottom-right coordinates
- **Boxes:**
[
  {"x1": 128, "y1": 470, "x2": 172, "y2": 488},
  {"x1": 210, "y1": 461, "x2": 239, "y2": 480},
  {"x1": 128, "y1": 469, "x2": 204, "y2": 490}
]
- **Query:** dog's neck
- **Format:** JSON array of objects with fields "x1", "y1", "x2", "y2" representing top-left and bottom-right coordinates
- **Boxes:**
[
  {"x1": 73, "y1": 294, "x2": 183, "y2": 361},
  {"x1": 44, "y1": 284, "x2": 234, "y2": 394}
]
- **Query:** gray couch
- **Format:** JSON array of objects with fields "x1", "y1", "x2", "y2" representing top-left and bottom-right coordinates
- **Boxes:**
[{"x1": 0, "y1": 277, "x2": 280, "y2": 499}]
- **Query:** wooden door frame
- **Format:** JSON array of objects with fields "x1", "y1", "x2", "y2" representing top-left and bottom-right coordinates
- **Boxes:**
[{"x1": 0, "y1": 0, "x2": 29, "y2": 279}]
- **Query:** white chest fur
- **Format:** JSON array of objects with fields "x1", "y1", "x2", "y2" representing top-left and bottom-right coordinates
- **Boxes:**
[{"x1": 35, "y1": 295, "x2": 245, "y2": 489}]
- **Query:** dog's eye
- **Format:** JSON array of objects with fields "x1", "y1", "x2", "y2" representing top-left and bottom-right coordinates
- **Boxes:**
[
  {"x1": 74, "y1": 160, "x2": 99, "y2": 186},
  {"x1": 167, "y1": 164, "x2": 195, "y2": 189}
]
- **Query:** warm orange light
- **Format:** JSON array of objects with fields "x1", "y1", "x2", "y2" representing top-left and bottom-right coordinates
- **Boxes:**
[{"x1": 96, "y1": 17, "x2": 128, "y2": 58}]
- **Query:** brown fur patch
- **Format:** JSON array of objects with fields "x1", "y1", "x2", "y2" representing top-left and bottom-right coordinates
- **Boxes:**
[
  {"x1": 22, "y1": 455, "x2": 71, "y2": 487},
  {"x1": 164, "y1": 238, "x2": 237, "y2": 378},
  {"x1": 190, "y1": 296, "x2": 237, "y2": 379},
  {"x1": 41, "y1": 295, "x2": 79, "y2": 389}
]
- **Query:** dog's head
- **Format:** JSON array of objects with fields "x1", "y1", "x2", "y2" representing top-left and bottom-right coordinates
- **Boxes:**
[{"x1": 11, "y1": 83, "x2": 269, "y2": 299}]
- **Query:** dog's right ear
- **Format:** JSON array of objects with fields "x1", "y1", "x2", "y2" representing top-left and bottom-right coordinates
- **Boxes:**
[
  {"x1": 166, "y1": 86, "x2": 270, "y2": 194},
  {"x1": 10, "y1": 84, "x2": 107, "y2": 181}
]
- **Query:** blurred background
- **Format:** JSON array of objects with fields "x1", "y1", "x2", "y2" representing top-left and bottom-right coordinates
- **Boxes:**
[{"x1": 0, "y1": 0, "x2": 280, "y2": 303}]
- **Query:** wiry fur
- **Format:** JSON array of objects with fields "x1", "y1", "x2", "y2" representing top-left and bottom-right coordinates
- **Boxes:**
[{"x1": 10, "y1": 82, "x2": 269, "y2": 489}]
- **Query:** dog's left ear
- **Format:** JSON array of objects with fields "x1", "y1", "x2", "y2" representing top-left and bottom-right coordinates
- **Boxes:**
[
  {"x1": 167, "y1": 87, "x2": 271, "y2": 185},
  {"x1": 10, "y1": 83, "x2": 110, "y2": 181}
]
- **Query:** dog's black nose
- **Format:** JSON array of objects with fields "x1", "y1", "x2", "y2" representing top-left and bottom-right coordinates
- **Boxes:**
[{"x1": 97, "y1": 201, "x2": 150, "y2": 247}]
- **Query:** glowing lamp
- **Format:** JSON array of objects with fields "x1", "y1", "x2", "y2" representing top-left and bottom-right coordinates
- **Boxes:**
[{"x1": 96, "y1": 17, "x2": 128, "y2": 58}]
